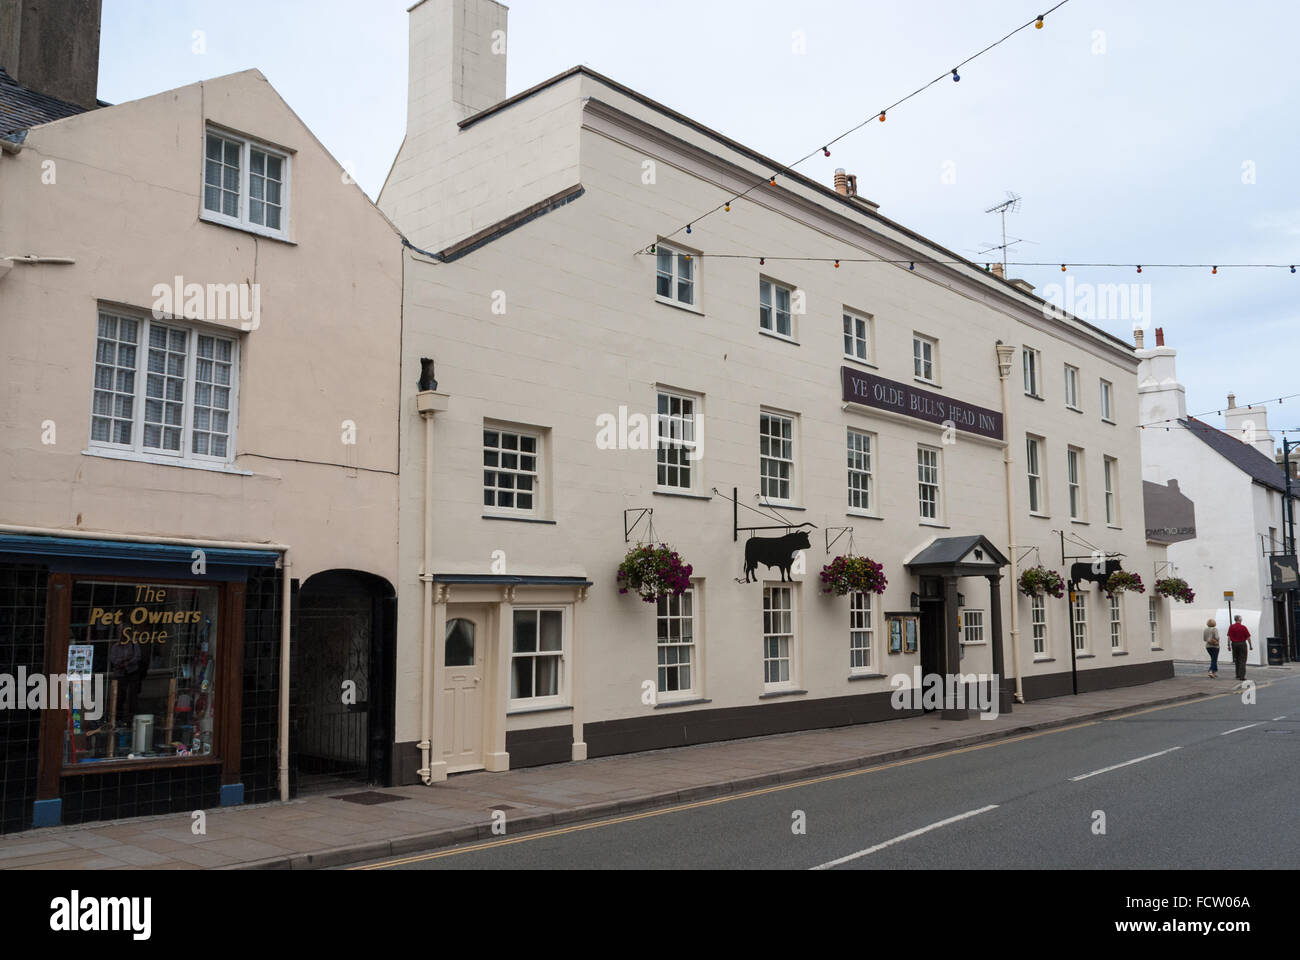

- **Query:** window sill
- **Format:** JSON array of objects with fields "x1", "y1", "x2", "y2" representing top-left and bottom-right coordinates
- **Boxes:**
[
  {"x1": 1150, "y1": 646, "x2": 1164, "y2": 651},
  {"x1": 914, "y1": 377, "x2": 941, "y2": 389},
  {"x1": 960, "y1": 641, "x2": 987, "y2": 647},
  {"x1": 653, "y1": 489, "x2": 711, "y2": 501},
  {"x1": 1070, "y1": 518, "x2": 1090, "y2": 525},
  {"x1": 1067, "y1": 405, "x2": 1083, "y2": 414},
  {"x1": 1076, "y1": 654, "x2": 1096, "y2": 660},
  {"x1": 653, "y1": 697, "x2": 712, "y2": 710},
  {"x1": 848, "y1": 672, "x2": 887, "y2": 681},
  {"x1": 918, "y1": 520, "x2": 950, "y2": 529},
  {"x1": 482, "y1": 514, "x2": 557, "y2": 525},
  {"x1": 61, "y1": 756, "x2": 223, "y2": 776},
  {"x1": 199, "y1": 211, "x2": 295, "y2": 245},
  {"x1": 846, "y1": 509, "x2": 883, "y2": 521},
  {"x1": 759, "y1": 329, "x2": 799, "y2": 346},
  {"x1": 1028, "y1": 511, "x2": 1050, "y2": 520},
  {"x1": 843, "y1": 356, "x2": 877, "y2": 370},
  {"x1": 1106, "y1": 524, "x2": 1123, "y2": 530},
  {"x1": 654, "y1": 295, "x2": 704, "y2": 317},
  {"x1": 1111, "y1": 651, "x2": 1129, "y2": 656},
  {"x1": 82, "y1": 448, "x2": 254, "y2": 476},
  {"x1": 507, "y1": 703, "x2": 572, "y2": 716},
  {"x1": 1024, "y1": 393, "x2": 1045, "y2": 402},
  {"x1": 1101, "y1": 418, "x2": 1116, "y2": 426},
  {"x1": 1033, "y1": 657, "x2": 1056, "y2": 663},
  {"x1": 759, "y1": 502, "x2": 805, "y2": 512},
  {"x1": 759, "y1": 688, "x2": 807, "y2": 700}
]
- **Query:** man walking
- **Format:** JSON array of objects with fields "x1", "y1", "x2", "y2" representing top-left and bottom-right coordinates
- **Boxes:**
[{"x1": 1227, "y1": 615, "x2": 1252, "y2": 684}]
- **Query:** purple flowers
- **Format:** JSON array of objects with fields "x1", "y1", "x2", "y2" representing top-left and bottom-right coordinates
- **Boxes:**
[
  {"x1": 617, "y1": 543, "x2": 694, "y2": 603},
  {"x1": 1154, "y1": 576, "x2": 1195, "y2": 603},
  {"x1": 1104, "y1": 570, "x2": 1145, "y2": 599},
  {"x1": 1017, "y1": 565, "x2": 1065, "y2": 599},
  {"x1": 819, "y1": 555, "x2": 887, "y2": 596}
]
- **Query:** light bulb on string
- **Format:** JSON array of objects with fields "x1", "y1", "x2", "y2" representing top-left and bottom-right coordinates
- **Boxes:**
[
  {"x1": 879, "y1": 111, "x2": 886, "y2": 122},
  {"x1": 1292, "y1": 266, "x2": 1296, "y2": 274},
  {"x1": 724, "y1": 202, "x2": 730, "y2": 212},
  {"x1": 1061, "y1": 264, "x2": 1067, "y2": 272},
  {"x1": 769, "y1": 176, "x2": 777, "y2": 186},
  {"x1": 1035, "y1": 15, "x2": 1044, "y2": 28},
  {"x1": 649, "y1": 244, "x2": 656, "y2": 254},
  {"x1": 1136, "y1": 265, "x2": 1142, "y2": 274},
  {"x1": 686, "y1": 224, "x2": 692, "y2": 234},
  {"x1": 823, "y1": 147, "x2": 830, "y2": 157},
  {"x1": 1212, "y1": 265, "x2": 1217, "y2": 274},
  {"x1": 952, "y1": 69, "x2": 960, "y2": 82},
  {"x1": 909, "y1": 262, "x2": 915, "y2": 271},
  {"x1": 834, "y1": 260, "x2": 840, "y2": 269},
  {"x1": 759, "y1": 258, "x2": 765, "y2": 266}
]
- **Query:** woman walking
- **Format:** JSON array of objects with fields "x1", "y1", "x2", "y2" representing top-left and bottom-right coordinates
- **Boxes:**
[{"x1": 1203, "y1": 618, "x2": 1220, "y2": 678}]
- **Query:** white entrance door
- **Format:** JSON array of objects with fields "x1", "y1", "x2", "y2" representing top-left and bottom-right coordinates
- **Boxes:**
[{"x1": 442, "y1": 612, "x2": 485, "y2": 773}]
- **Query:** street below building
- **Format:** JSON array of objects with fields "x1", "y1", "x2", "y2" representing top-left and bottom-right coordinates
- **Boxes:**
[{"x1": 357, "y1": 674, "x2": 1300, "y2": 870}]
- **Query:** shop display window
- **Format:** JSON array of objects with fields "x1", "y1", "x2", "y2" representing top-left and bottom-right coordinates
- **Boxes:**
[{"x1": 65, "y1": 580, "x2": 219, "y2": 765}]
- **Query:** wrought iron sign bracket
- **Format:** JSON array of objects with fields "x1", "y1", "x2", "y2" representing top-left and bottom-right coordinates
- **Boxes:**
[
  {"x1": 624, "y1": 508, "x2": 653, "y2": 544},
  {"x1": 825, "y1": 526, "x2": 854, "y2": 555}
]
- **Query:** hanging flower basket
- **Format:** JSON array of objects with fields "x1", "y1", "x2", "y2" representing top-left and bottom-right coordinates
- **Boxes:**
[
  {"x1": 819, "y1": 555, "x2": 888, "y2": 597},
  {"x1": 1104, "y1": 570, "x2": 1145, "y2": 598},
  {"x1": 617, "y1": 543, "x2": 694, "y2": 604},
  {"x1": 1154, "y1": 576, "x2": 1195, "y2": 603},
  {"x1": 1017, "y1": 565, "x2": 1065, "y2": 599}
]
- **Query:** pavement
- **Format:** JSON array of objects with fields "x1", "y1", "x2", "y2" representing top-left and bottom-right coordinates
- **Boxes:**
[{"x1": 0, "y1": 668, "x2": 1289, "y2": 871}]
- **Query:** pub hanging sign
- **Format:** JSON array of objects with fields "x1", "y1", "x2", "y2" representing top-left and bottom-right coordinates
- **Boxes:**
[{"x1": 841, "y1": 367, "x2": 1004, "y2": 441}]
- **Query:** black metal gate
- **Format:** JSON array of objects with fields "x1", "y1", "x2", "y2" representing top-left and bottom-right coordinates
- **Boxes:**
[{"x1": 292, "y1": 571, "x2": 394, "y2": 794}]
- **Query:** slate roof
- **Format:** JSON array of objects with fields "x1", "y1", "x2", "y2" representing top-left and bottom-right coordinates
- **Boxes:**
[
  {"x1": 907, "y1": 535, "x2": 1009, "y2": 568},
  {"x1": 1180, "y1": 416, "x2": 1292, "y2": 494},
  {"x1": 0, "y1": 66, "x2": 90, "y2": 142}
]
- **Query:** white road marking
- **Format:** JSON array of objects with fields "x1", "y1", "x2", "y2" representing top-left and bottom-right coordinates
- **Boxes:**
[
  {"x1": 809, "y1": 805, "x2": 999, "y2": 870},
  {"x1": 1068, "y1": 746, "x2": 1182, "y2": 782},
  {"x1": 1220, "y1": 723, "x2": 1259, "y2": 736},
  {"x1": 1273, "y1": 716, "x2": 1287, "y2": 721}
]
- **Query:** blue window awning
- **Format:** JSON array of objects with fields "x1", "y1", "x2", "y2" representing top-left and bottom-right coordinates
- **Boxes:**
[{"x1": 0, "y1": 534, "x2": 280, "y2": 568}]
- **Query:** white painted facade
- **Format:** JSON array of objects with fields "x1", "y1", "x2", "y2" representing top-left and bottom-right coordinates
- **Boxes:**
[
  {"x1": 380, "y1": 0, "x2": 1172, "y2": 780},
  {"x1": 1137, "y1": 340, "x2": 1291, "y2": 665}
]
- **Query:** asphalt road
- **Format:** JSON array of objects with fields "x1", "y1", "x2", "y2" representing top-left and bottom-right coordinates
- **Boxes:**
[{"x1": 355, "y1": 675, "x2": 1300, "y2": 870}]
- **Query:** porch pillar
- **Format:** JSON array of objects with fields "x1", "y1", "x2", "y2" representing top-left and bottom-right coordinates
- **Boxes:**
[{"x1": 987, "y1": 573, "x2": 1012, "y2": 714}]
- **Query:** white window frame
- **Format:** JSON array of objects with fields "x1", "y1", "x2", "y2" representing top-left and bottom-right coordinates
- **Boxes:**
[
  {"x1": 654, "y1": 243, "x2": 698, "y2": 309},
  {"x1": 1072, "y1": 591, "x2": 1090, "y2": 653},
  {"x1": 656, "y1": 388, "x2": 701, "y2": 492},
  {"x1": 1067, "y1": 446, "x2": 1084, "y2": 520},
  {"x1": 1103, "y1": 456, "x2": 1118, "y2": 525},
  {"x1": 917, "y1": 444, "x2": 943, "y2": 522},
  {"x1": 1148, "y1": 596, "x2": 1160, "y2": 648},
  {"x1": 1026, "y1": 436, "x2": 1045, "y2": 514},
  {"x1": 759, "y1": 278, "x2": 796, "y2": 340},
  {"x1": 1099, "y1": 379, "x2": 1114, "y2": 423},
  {"x1": 508, "y1": 606, "x2": 568, "y2": 709},
  {"x1": 962, "y1": 609, "x2": 986, "y2": 645},
  {"x1": 1109, "y1": 593, "x2": 1125, "y2": 651},
  {"x1": 656, "y1": 586, "x2": 698, "y2": 700},
  {"x1": 763, "y1": 584, "x2": 797, "y2": 690},
  {"x1": 849, "y1": 591, "x2": 874, "y2": 675},
  {"x1": 201, "y1": 126, "x2": 291, "y2": 240},
  {"x1": 760, "y1": 410, "x2": 797, "y2": 505},
  {"x1": 913, "y1": 333, "x2": 938, "y2": 384},
  {"x1": 1031, "y1": 593, "x2": 1049, "y2": 657},
  {"x1": 843, "y1": 308, "x2": 872, "y2": 364},
  {"x1": 1064, "y1": 364, "x2": 1081, "y2": 411},
  {"x1": 1023, "y1": 347, "x2": 1041, "y2": 398},
  {"x1": 87, "y1": 308, "x2": 240, "y2": 467},
  {"x1": 846, "y1": 427, "x2": 875, "y2": 515},
  {"x1": 483, "y1": 424, "x2": 543, "y2": 517}
]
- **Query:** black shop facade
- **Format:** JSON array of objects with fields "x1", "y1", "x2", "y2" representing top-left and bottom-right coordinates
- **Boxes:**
[{"x1": 0, "y1": 534, "x2": 283, "y2": 834}]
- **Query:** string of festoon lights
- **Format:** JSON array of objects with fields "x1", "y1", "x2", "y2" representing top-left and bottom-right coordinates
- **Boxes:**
[
  {"x1": 636, "y1": 252, "x2": 1300, "y2": 273},
  {"x1": 638, "y1": 0, "x2": 1074, "y2": 255},
  {"x1": 1139, "y1": 393, "x2": 1300, "y2": 431}
]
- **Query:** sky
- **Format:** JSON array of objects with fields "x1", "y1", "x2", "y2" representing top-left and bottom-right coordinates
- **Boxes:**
[{"x1": 98, "y1": 0, "x2": 1300, "y2": 442}]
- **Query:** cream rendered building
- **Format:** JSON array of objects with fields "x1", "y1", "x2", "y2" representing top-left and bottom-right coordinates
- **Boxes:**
[
  {"x1": 379, "y1": 0, "x2": 1173, "y2": 783},
  {"x1": 0, "y1": 43, "x2": 404, "y2": 831}
]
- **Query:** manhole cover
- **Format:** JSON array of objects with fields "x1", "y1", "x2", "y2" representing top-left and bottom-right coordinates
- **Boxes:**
[{"x1": 332, "y1": 791, "x2": 406, "y2": 805}]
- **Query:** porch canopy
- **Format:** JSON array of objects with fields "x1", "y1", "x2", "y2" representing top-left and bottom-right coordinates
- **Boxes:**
[{"x1": 905, "y1": 535, "x2": 1012, "y2": 716}]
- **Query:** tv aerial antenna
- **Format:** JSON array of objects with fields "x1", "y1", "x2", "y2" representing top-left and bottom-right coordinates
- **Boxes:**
[{"x1": 983, "y1": 191, "x2": 1022, "y2": 275}]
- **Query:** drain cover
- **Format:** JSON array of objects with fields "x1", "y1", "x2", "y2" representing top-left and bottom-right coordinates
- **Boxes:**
[{"x1": 332, "y1": 791, "x2": 406, "y2": 805}]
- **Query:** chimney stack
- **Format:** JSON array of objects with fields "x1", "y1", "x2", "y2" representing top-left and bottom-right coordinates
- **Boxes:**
[
  {"x1": 1155, "y1": 327, "x2": 1165, "y2": 347},
  {"x1": 1134, "y1": 328, "x2": 1145, "y2": 349},
  {"x1": 0, "y1": 0, "x2": 102, "y2": 109},
  {"x1": 1226, "y1": 393, "x2": 1236, "y2": 409},
  {"x1": 833, "y1": 168, "x2": 858, "y2": 197},
  {"x1": 990, "y1": 263, "x2": 1005, "y2": 279},
  {"x1": 1223, "y1": 396, "x2": 1274, "y2": 457}
]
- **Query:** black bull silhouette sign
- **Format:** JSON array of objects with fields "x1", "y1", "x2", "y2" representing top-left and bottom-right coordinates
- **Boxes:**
[{"x1": 743, "y1": 531, "x2": 812, "y2": 583}]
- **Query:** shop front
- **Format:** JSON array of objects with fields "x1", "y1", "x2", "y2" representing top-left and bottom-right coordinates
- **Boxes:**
[{"x1": 0, "y1": 534, "x2": 283, "y2": 832}]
